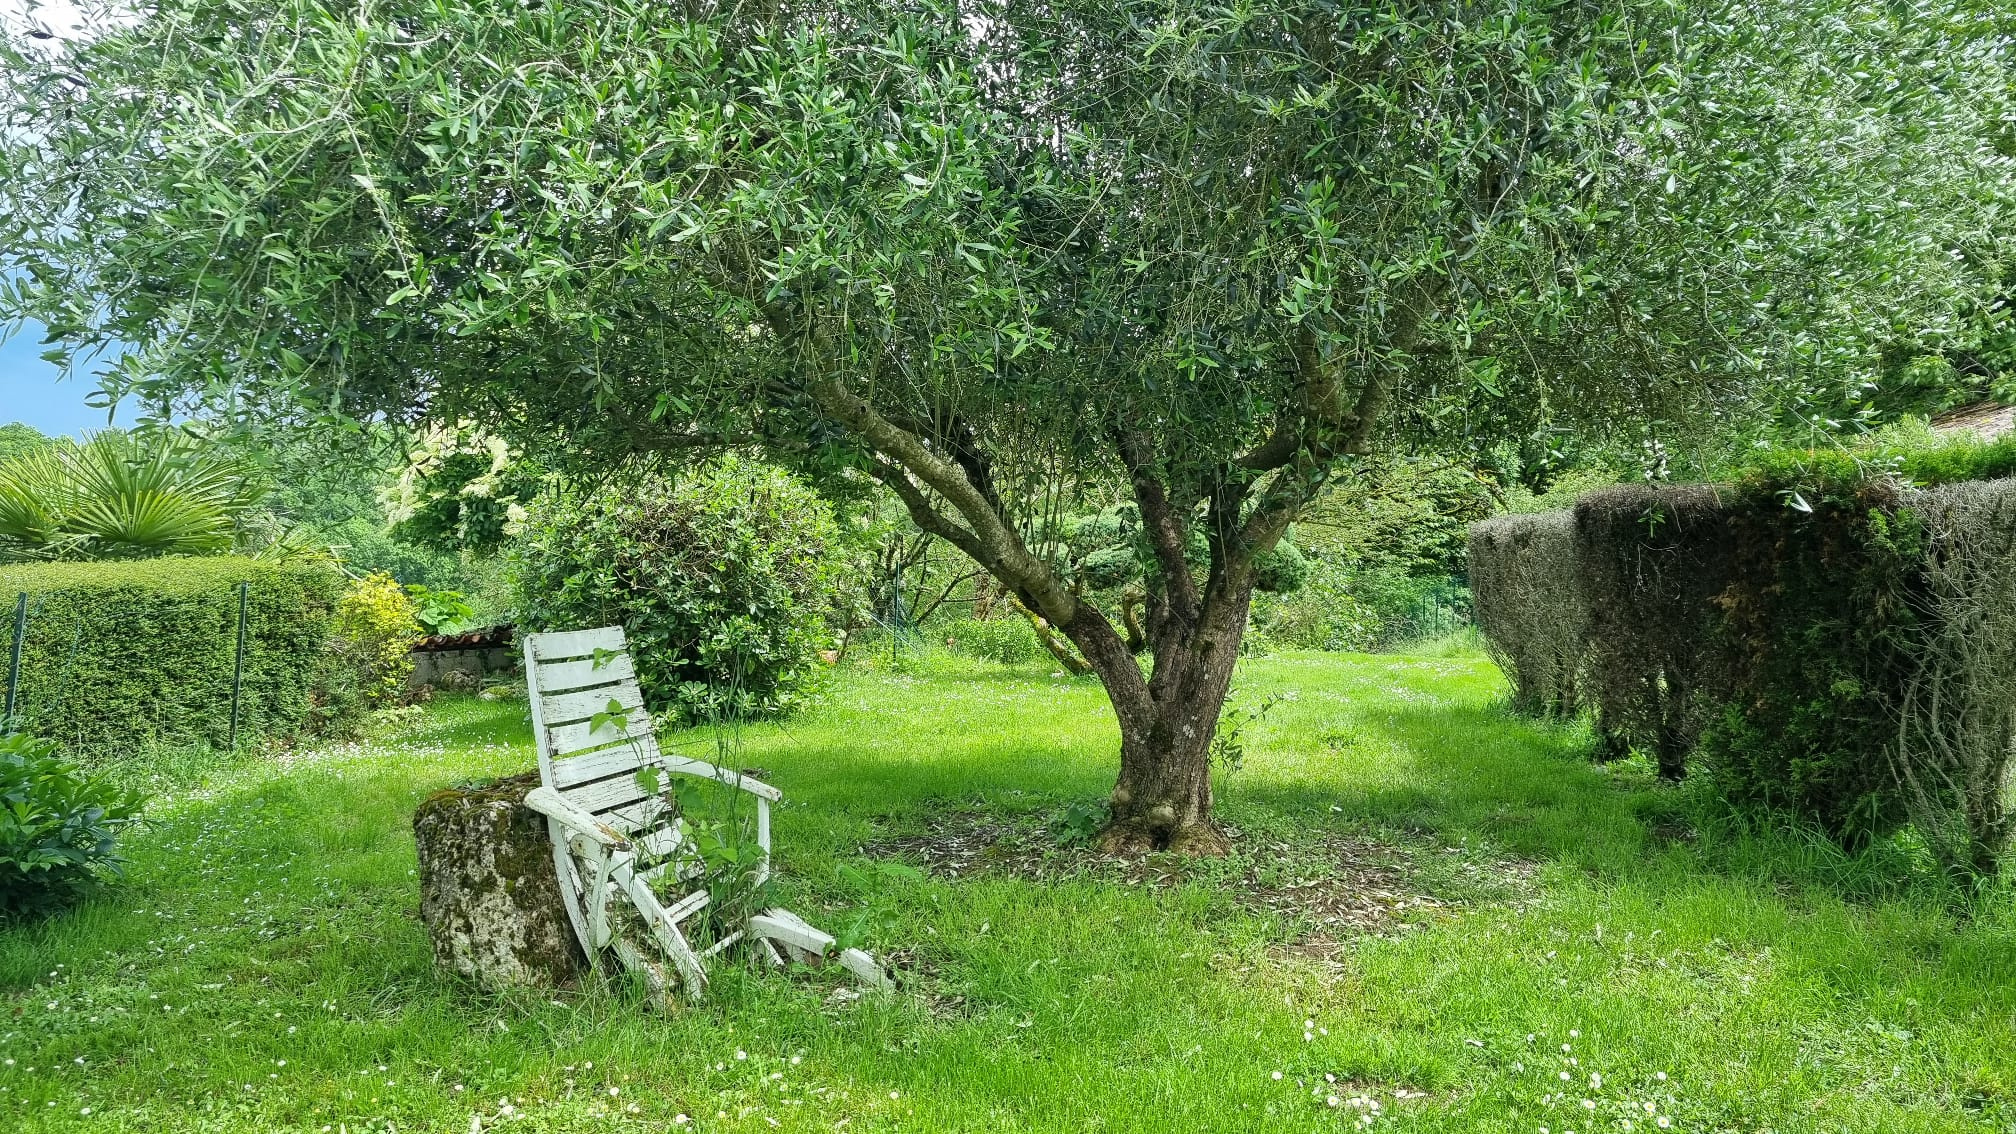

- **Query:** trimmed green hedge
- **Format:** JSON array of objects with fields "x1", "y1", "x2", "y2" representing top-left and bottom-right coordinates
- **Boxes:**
[{"x1": 0, "y1": 556, "x2": 348, "y2": 755}]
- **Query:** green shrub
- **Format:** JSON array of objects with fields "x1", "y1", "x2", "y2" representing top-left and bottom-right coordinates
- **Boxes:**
[
  {"x1": 0, "y1": 430, "x2": 268, "y2": 563},
  {"x1": 0, "y1": 556, "x2": 349, "y2": 754},
  {"x1": 943, "y1": 617, "x2": 1044, "y2": 664},
  {"x1": 1251, "y1": 539, "x2": 1310, "y2": 594},
  {"x1": 387, "y1": 425, "x2": 541, "y2": 556},
  {"x1": 1255, "y1": 559, "x2": 1469, "y2": 653},
  {"x1": 1571, "y1": 484, "x2": 1736, "y2": 776},
  {"x1": 510, "y1": 457, "x2": 842, "y2": 722},
  {"x1": 0, "y1": 732, "x2": 146, "y2": 917},
  {"x1": 1252, "y1": 559, "x2": 1381, "y2": 652},
  {"x1": 328, "y1": 573, "x2": 422, "y2": 714},
  {"x1": 1468, "y1": 511, "x2": 1588, "y2": 714},
  {"x1": 1473, "y1": 460, "x2": 2016, "y2": 874},
  {"x1": 1898, "y1": 480, "x2": 2016, "y2": 877},
  {"x1": 1736, "y1": 425, "x2": 2016, "y2": 493},
  {"x1": 406, "y1": 584, "x2": 477, "y2": 635}
]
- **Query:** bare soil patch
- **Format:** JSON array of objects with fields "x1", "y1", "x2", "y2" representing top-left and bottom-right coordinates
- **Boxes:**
[{"x1": 861, "y1": 803, "x2": 1537, "y2": 951}]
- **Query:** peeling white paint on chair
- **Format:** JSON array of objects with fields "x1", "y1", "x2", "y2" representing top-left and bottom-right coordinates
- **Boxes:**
[{"x1": 522, "y1": 624, "x2": 895, "y2": 1000}]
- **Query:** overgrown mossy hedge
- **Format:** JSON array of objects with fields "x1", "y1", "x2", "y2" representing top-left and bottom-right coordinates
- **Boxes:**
[
  {"x1": 1467, "y1": 511, "x2": 1587, "y2": 716},
  {"x1": 1697, "y1": 474, "x2": 1926, "y2": 845},
  {"x1": 1573, "y1": 485, "x2": 1735, "y2": 779},
  {"x1": 1472, "y1": 446, "x2": 2016, "y2": 876},
  {"x1": 0, "y1": 556, "x2": 349, "y2": 755}
]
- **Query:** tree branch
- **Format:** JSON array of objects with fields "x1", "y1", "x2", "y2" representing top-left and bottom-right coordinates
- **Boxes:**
[
  {"x1": 864, "y1": 457, "x2": 990, "y2": 567},
  {"x1": 1113, "y1": 427, "x2": 1201, "y2": 623},
  {"x1": 810, "y1": 376, "x2": 1081, "y2": 624},
  {"x1": 1235, "y1": 322, "x2": 1343, "y2": 472},
  {"x1": 1008, "y1": 595, "x2": 1092, "y2": 676},
  {"x1": 942, "y1": 413, "x2": 1009, "y2": 521},
  {"x1": 1233, "y1": 408, "x2": 1302, "y2": 472},
  {"x1": 1234, "y1": 290, "x2": 1436, "y2": 550},
  {"x1": 1120, "y1": 587, "x2": 1148, "y2": 653},
  {"x1": 912, "y1": 568, "x2": 983, "y2": 625}
]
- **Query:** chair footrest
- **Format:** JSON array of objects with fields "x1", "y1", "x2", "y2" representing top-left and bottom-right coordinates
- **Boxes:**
[
  {"x1": 750, "y1": 908, "x2": 834, "y2": 958},
  {"x1": 838, "y1": 947, "x2": 895, "y2": 991}
]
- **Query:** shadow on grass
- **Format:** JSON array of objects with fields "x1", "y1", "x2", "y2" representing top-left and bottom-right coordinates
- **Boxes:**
[
  {"x1": 1332, "y1": 700, "x2": 1982, "y2": 905},
  {"x1": 346, "y1": 669, "x2": 1984, "y2": 909},
  {"x1": 1218, "y1": 699, "x2": 1648, "y2": 868}
]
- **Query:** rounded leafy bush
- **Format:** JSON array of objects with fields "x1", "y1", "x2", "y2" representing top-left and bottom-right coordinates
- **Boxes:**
[
  {"x1": 511, "y1": 457, "x2": 842, "y2": 722},
  {"x1": 0, "y1": 733, "x2": 145, "y2": 918}
]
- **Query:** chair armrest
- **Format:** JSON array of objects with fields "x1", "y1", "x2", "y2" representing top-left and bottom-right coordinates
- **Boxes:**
[
  {"x1": 663, "y1": 756, "x2": 783, "y2": 802},
  {"x1": 524, "y1": 786, "x2": 631, "y2": 851}
]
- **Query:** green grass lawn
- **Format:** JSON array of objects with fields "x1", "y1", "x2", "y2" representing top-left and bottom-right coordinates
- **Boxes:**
[{"x1": 2, "y1": 646, "x2": 2012, "y2": 1132}]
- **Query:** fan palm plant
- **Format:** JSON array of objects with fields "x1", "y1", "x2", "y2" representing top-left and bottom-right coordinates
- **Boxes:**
[{"x1": 0, "y1": 431, "x2": 265, "y2": 562}]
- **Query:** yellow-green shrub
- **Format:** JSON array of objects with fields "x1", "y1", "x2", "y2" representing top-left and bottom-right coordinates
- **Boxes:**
[{"x1": 330, "y1": 573, "x2": 421, "y2": 712}]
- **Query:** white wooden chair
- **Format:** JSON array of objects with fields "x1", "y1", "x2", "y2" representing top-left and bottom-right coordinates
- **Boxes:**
[{"x1": 520, "y1": 625, "x2": 891, "y2": 1000}]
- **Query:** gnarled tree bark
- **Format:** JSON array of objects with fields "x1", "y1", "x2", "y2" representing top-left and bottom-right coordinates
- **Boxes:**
[{"x1": 1081, "y1": 578, "x2": 1252, "y2": 855}]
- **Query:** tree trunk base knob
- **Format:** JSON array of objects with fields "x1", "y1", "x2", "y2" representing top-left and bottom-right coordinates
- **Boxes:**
[
  {"x1": 414, "y1": 771, "x2": 588, "y2": 991},
  {"x1": 1097, "y1": 817, "x2": 1231, "y2": 857}
]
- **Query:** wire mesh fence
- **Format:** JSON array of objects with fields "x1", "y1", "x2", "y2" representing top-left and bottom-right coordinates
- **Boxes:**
[
  {"x1": 0, "y1": 559, "x2": 344, "y2": 756},
  {"x1": 2, "y1": 583, "x2": 255, "y2": 750}
]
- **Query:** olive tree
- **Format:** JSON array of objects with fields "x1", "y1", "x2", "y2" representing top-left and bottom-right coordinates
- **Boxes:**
[{"x1": 4, "y1": 0, "x2": 2009, "y2": 851}]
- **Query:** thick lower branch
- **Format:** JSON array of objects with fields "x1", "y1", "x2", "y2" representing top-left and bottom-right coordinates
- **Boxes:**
[
  {"x1": 811, "y1": 376, "x2": 1079, "y2": 623},
  {"x1": 866, "y1": 459, "x2": 990, "y2": 566},
  {"x1": 1009, "y1": 595, "x2": 1092, "y2": 675},
  {"x1": 1114, "y1": 428, "x2": 1201, "y2": 624},
  {"x1": 1120, "y1": 588, "x2": 1147, "y2": 653}
]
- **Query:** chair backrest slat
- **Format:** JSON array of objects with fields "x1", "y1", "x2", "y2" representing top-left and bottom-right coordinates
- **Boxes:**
[
  {"x1": 563, "y1": 767, "x2": 670, "y2": 818},
  {"x1": 545, "y1": 717, "x2": 651, "y2": 758},
  {"x1": 537, "y1": 684, "x2": 648, "y2": 729},
  {"x1": 527, "y1": 626, "x2": 627, "y2": 662},
  {"x1": 551, "y1": 740, "x2": 663, "y2": 791},
  {"x1": 533, "y1": 653, "x2": 637, "y2": 693}
]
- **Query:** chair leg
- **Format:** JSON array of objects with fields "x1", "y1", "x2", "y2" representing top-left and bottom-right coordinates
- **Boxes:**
[
  {"x1": 750, "y1": 907, "x2": 832, "y2": 963},
  {"x1": 837, "y1": 947, "x2": 896, "y2": 991},
  {"x1": 581, "y1": 843, "x2": 625, "y2": 950},
  {"x1": 755, "y1": 797, "x2": 772, "y2": 887},
  {"x1": 546, "y1": 819, "x2": 596, "y2": 968},
  {"x1": 610, "y1": 937, "x2": 672, "y2": 1000},
  {"x1": 619, "y1": 867, "x2": 709, "y2": 999},
  {"x1": 749, "y1": 907, "x2": 895, "y2": 990}
]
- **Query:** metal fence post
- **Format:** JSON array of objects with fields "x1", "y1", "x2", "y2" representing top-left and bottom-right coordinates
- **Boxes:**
[
  {"x1": 3, "y1": 592, "x2": 25, "y2": 734},
  {"x1": 228, "y1": 581, "x2": 249, "y2": 751}
]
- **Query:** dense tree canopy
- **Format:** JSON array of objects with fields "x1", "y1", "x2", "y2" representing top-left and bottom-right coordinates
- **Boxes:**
[
  {"x1": 0, "y1": 424, "x2": 50, "y2": 465},
  {"x1": 3, "y1": 0, "x2": 2010, "y2": 848}
]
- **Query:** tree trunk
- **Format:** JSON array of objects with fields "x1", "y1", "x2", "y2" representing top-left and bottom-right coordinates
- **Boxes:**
[
  {"x1": 1069, "y1": 578, "x2": 1251, "y2": 856},
  {"x1": 413, "y1": 771, "x2": 587, "y2": 990},
  {"x1": 1102, "y1": 701, "x2": 1229, "y2": 855}
]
